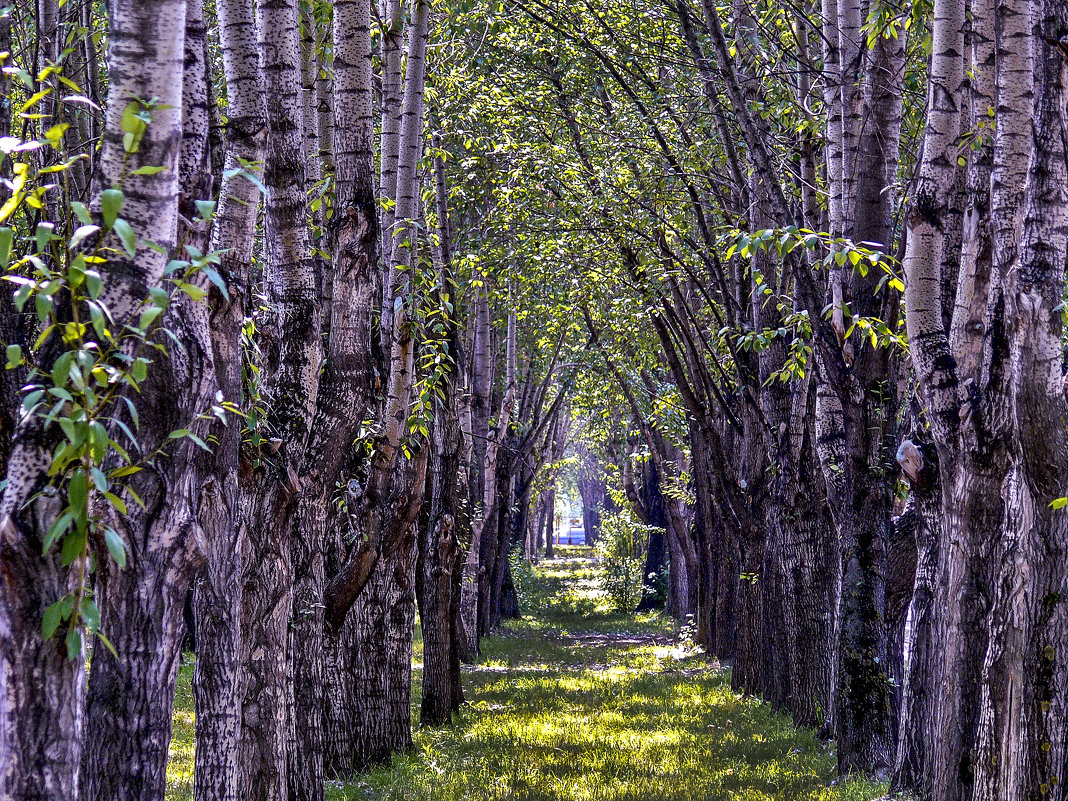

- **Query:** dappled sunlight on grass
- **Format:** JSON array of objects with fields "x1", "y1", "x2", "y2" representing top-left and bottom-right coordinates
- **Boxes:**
[
  {"x1": 166, "y1": 548, "x2": 885, "y2": 800},
  {"x1": 332, "y1": 548, "x2": 886, "y2": 801},
  {"x1": 166, "y1": 658, "x2": 195, "y2": 801}
]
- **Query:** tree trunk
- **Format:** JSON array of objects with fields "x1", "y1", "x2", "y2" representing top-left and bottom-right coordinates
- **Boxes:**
[
  {"x1": 286, "y1": 0, "x2": 378, "y2": 795},
  {"x1": 543, "y1": 489, "x2": 556, "y2": 559},
  {"x1": 191, "y1": 0, "x2": 266, "y2": 796},
  {"x1": 969, "y1": 6, "x2": 1068, "y2": 797},
  {"x1": 634, "y1": 460, "x2": 667, "y2": 613},
  {"x1": 81, "y1": 2, "x2": 218, "y2": 796},
  {"x1": 239, "y1": 0, "x2": 320, "y2": 796},
  {"x1": 349, "y1": 541, "x2": 416, "y2": 768},
  {"x1": 416, "y1": 137, "x2": 467, "y2": 726},
  {"x1": 890, "y1": 436, "x2": 940, "y2": 793},
  {"x1": 0, "y1": 0, "x2": 186, "y2": 796},
  {"x1": 417, "y1": 506, "x2": 463, "y2": 725}
]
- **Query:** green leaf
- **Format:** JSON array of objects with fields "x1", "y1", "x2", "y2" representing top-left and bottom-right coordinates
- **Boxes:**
[
  {"x1": 120, "y1": 102, "x2": 143, "y2": 134},
  {"x1": 201, "y1": 266, "x2": 229, "y2": 301},
  {"x1": 42, "y1": 510, "x2": 73, "y2": 553},
  {"x1": 195, "y1": 199, "x2": 216, "y2": 221},
  {"x1": 65, "y1": 628, "x2": 82, "y2": 660},
  {"x1": 43, "y1": 123, "x2": 69, "y2": 144},
  {"x1": 131, "y1": 359, "x2": 148, "y2": 383},
  {"x1": 68, "y1": 469, "x2": 88, "y2": 515},
  {"x1": 60, "y1": 528, "x2": 86, "y2": 566},
  {"x1": 68, "y1": 224, "x2": 99, "y2": 251},
  {"x1": 149, "y1": 286, "x2": 170, "y2": 307},
  {"x1": 89, "y1": 420, "x2": 109, "y2": 463},
  {"x1": 1050, "y1": 497, "x2": 1067, "y2": 510},
  {"x1": 35, "y1": 292, "x2": 53, "y2": 324},
  {"x1": 12, "y1": 283, "x2": 31, "y2": 312},
  {"x1": 121, "y1": 396, "x2": 140, "y2": 432},
  {"x1": 90, "y1": 467, "x2": 108, "y2": 493},
  {"x1": 79, "y1": 597, "x2": 100, "y2": 631},
  {"x1": 138, "y1": 305, "x2": 163, "y2": 331},
  {"x1": 188, "y1": 434, "x2": 211, "y2": 452},
  {"x1": 58, "y1": 418, "x2": 85, "y2": 451},
  {"x1": 71, "y1": 202, "x2": 92, "y2": 225},
  {"x1": 5, "y1": 344, "x2": 21, "y2": 369},
  {"x1": 35, "y1": 222, "x2": 54, "y2": 253},
  {"x1": 112, "y1": 218, "x2": 138, "y2": 257},
  {"x1": 124, "y1": 485, "x2": 146, "y2": 510},
  {"x1": 103, "y1": 491, "x2": 128, "y2": 515},
  {"x1": 129, "y1": 165, "x2": 166, "y2": 176},
  {"x1": 51, "y1": 351, "x2": 73, "y2": 389},
  {"x1": 177, "y1": 282, "x2": 207, "y2": 301},
  {"x1": 42, "y1": 599, "x2": 66, "y2": 639},
  {"x1": 101, "y1": 188, "x2": 123, "y2": 227},
  {"x1": 104, "y1": 527, "x2": 127, "y2": 568},
  {"x1": 0, "y1": 227, "x2": 11, "y2": 269},
  {"x1": 85, "y1": 271, "x2": 103, "y2": 300},
  {"x1": 94, "y1": 631, "x2": 118, "y2": 658},
  {"x1": 22, "y1": 388, "x2": 45, "y2": 414}
]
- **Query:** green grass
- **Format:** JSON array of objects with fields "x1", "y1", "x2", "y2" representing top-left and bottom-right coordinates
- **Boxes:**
[
  {"x1": 168, "y1": 545, "x2": 887, "y2": 801},
  {"x1": 168, "y1": 656, "x2": 196, "y2": 799}
]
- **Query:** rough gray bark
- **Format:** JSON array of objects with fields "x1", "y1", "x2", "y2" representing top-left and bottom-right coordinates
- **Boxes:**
[
  {"x1": 350, "y1": 542, "x2": 417, "y2": 767},
  {"x1": 238, "y1": 0, "x2": 321, "y2": 797},
  {"x1": 80, "y1": 1, "x2": 218, "y2": 798},
  {"x1": 191, "y1": 0, "x2": 266, "y2": 797}
]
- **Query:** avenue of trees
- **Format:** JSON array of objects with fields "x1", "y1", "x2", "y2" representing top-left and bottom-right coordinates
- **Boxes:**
[{"x1": 1, "y1": 0, "x2": 1067, "y2": 799}]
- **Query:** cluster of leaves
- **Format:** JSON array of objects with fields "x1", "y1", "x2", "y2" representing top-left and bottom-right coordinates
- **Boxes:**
[
  {"x1": 595, "y1": 510, "x2": 657, "y2": 613},
  {"x1": 725, "y1": 226, "x2": 908, "y2": 364},
  {"x1": 508, "y1": 543, "x2": 554, "y2": 614},
  {"x1": 405, "y1": 239, "x2": 459, "y2": 449},
  {"x1": 1, "y1": 61, "x2": 229, "y2": 657}
]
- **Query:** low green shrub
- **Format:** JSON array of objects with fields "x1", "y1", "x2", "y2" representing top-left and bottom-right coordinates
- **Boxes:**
[{"x1": 595, "y1": 512, "x2": 658, "y2": 613}]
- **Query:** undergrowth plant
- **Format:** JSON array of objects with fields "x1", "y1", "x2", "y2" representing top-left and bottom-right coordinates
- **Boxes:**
[{"x1": 595, "y1": 511, "x2": 656, "y2": 613}]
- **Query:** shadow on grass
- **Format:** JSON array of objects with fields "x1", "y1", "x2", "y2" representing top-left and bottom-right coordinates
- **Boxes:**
[
  {"x1": 329, "y1": 548, "x2": 886, "y2": 801},
  {"x1": 166, "y1": 547, "x2": 887, "y2": 801}
]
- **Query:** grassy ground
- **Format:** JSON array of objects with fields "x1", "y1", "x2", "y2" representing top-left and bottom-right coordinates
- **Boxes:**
[{"x1": 168, "y1": 546, "x2": 887, "y2": 800}]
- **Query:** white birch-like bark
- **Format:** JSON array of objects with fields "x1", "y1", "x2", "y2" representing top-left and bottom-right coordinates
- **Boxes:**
[
  {"x1": 289, "y1": 0, "x2": 376, "y2": 794},
  {"x1": 969, "y1": 3, "x2": 1067, "y2": 799},
  {"x1": 80, "y1": 0, "x2": 219, "y2": 797},
  {"x1": 377, "y1": 0, "x2": 405, "y2": 277},
  {"x1": 239, "y1": 0, "x2": 321, "y2": 798},
  {"x1": 192, "y1": 0, "x2": 266, "y2": 797}
]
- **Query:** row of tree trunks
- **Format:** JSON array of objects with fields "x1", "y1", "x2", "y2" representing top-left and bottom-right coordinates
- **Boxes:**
[
  {"x1": 314, "y1": 0, "x2": 431, "y2": 781},
  {"x1": 678, "y1": 0, "x2": 903, "y2": 771},
  {"x1": 896, "y1": 0, "x2": 1068, "y2": 798},
  {"x1": 236, "y1": 0, "x2": 323, "y2": 796}
]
